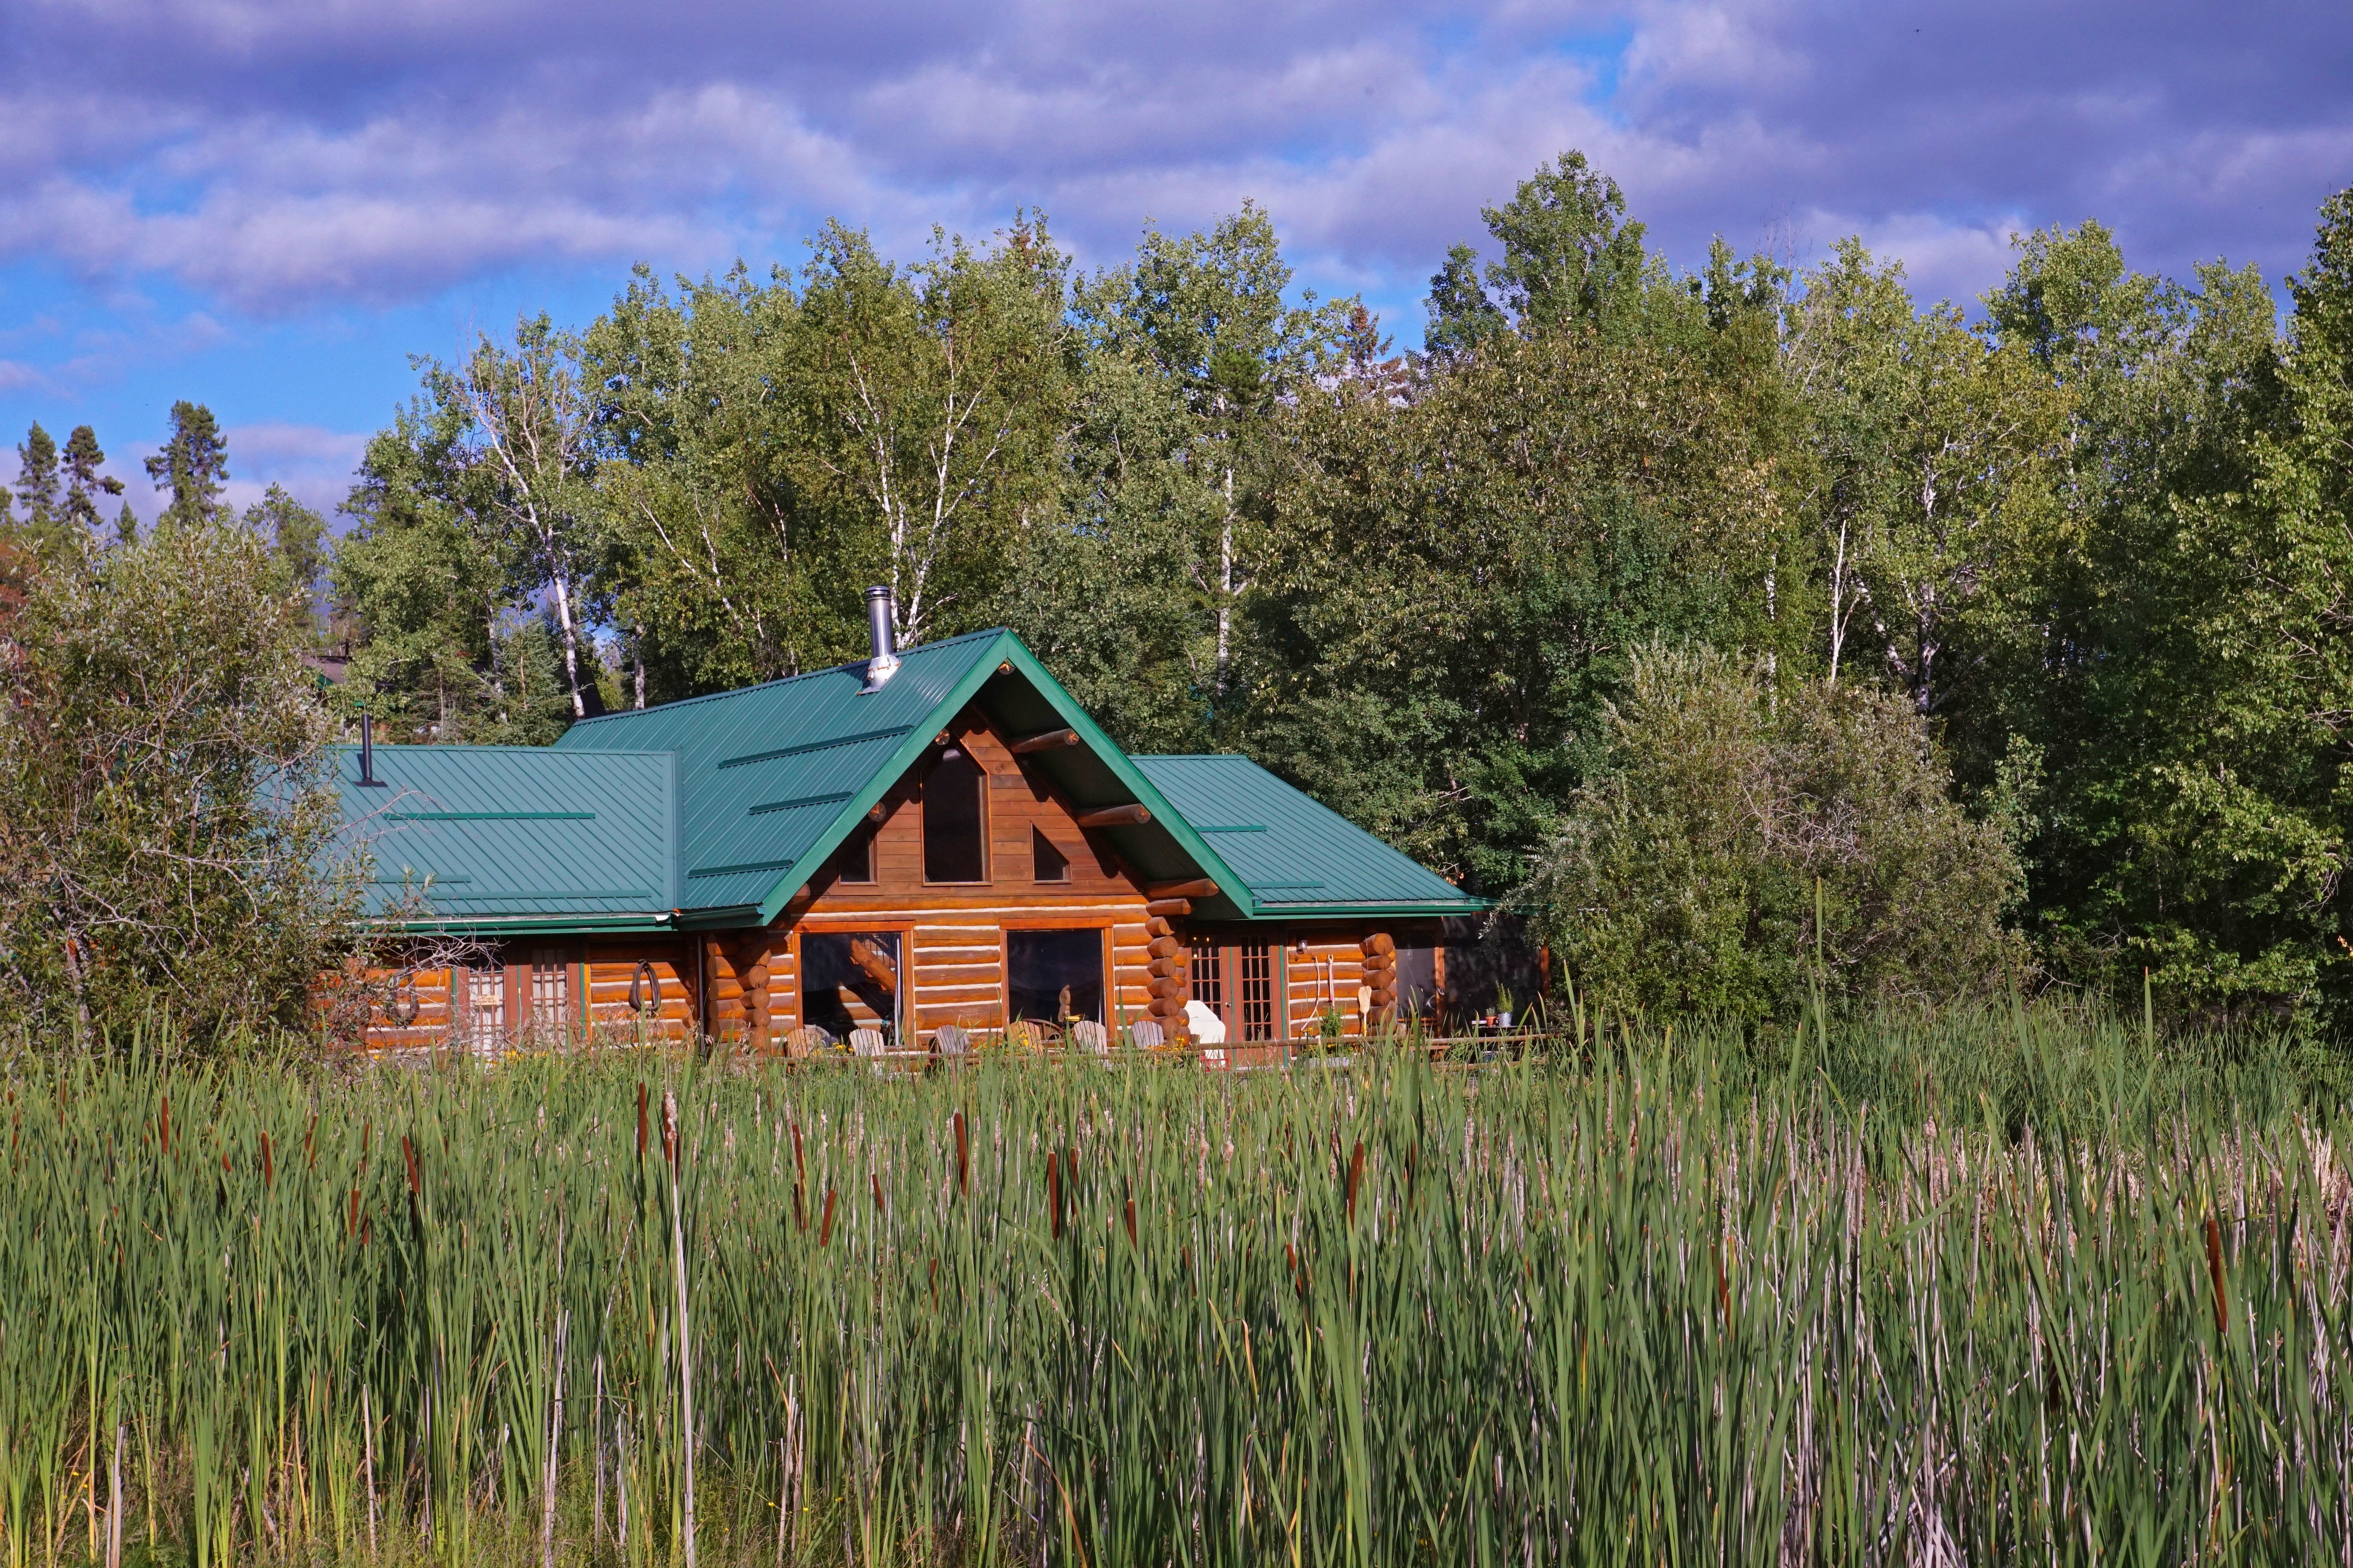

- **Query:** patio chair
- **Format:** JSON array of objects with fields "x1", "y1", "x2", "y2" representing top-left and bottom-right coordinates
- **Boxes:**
[
  {"x1": 1126, "y1": 1019, "x2": 1165, "y2": 1050},
  {"x1": 783, "y1": 1025, "x2": 831, "y2": 1057},
  {"x1": 849, "y1": 1027, "x2": 887, "y2": 1057},
  {"x1": 932, "y1": 1024, "x2": 971, "y2": 1057},
  {"x1": 1071, "y1": 1020, "x2": 1109, "y2": 1054}
]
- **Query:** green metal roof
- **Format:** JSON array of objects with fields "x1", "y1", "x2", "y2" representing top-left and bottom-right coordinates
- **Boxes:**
[
  {"x1": 1132, "y1": 755, "x2": 1489, "y2": 918},
  {"x1": 554, "y1": 628, "x2": 1254, "y2": 925},
  {"x1": 333, "y1": 745, "x2": 678, "y2": 930},
  {"x1": 332, "y1": 628, "x2": 1481, "y2": 932}
]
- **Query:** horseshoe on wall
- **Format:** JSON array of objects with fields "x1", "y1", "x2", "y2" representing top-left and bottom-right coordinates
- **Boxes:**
[
  {"x1": 629, "y1": 960, "x2": 663, "y2": 1016},
  {"x1": 386, "y1": 974, "x2": 422, "y2": 1027}
]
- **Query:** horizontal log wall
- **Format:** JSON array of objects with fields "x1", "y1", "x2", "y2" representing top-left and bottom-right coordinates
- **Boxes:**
[
  {"x1": 356, "y1": 936, "x2": 703, "y2": 1050},
  {"x1": 584, "y1": 938, "x2": 698, "y2": 1041},
  {"x1": 758, "y1": 706, "x2": 1157, "y2": 1048},
  {"x1": 1285, "y1": 935, "x2": 1371, "y2": 1039}
]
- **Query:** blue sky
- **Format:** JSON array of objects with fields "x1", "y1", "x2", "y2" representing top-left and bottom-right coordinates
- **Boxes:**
[{"x1": 3, "y1": 0, "x2": 2349, "y2": 522}]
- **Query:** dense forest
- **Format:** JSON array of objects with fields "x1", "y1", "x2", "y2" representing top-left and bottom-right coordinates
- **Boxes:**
[{"x1": 6, "y1": 152, "x2": 2353, "y2": 1036}]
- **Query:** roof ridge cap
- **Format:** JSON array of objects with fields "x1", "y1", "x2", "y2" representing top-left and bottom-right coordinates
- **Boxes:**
[
  {"x1": 567, "y1": 627, "x2": 1011, "y2": 726},
  {"x1": 334, "y1": 742, "x2": 676, "y2": 756}
]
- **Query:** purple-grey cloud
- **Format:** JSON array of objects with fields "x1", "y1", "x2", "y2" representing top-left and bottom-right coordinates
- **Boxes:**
[{"x1": 0, "y1": 0, "x2": 2347, "y2": 327}]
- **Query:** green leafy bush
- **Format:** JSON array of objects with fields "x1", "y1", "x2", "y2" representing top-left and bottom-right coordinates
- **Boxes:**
[
  {"x1": 1524, "y1": 645, "x2": 2025, "y2": 1018},
  {"x1": 0, "y1": 519, "x2": 363, "y2": 1044}
]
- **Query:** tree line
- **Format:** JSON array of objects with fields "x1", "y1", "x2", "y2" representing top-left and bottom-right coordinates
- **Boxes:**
[{"x1": 5, "y1": 153, "x2": 2352, "y2": 1035}]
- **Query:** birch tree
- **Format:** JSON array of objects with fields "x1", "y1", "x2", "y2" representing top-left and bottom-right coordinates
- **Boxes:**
[
  {"x1": 1786, "y1": 241, "x2": 2064, "y2": 716},
  {"x1": 783, "y1": 219, "x2": 1073, "y2": 649},
  {"x1": 1080, "y1": 206, "x2": 1355, "y2": 701},
  {"x1": 441, "y1": 318, "x2": 603, "y2": 718}
]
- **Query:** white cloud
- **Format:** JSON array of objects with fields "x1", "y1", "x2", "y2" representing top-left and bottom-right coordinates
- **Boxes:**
[{"x1": 0, "y1": 0, "x2": 2344, "y2": 337}]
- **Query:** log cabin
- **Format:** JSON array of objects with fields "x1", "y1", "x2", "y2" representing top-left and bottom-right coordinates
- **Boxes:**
[{"x1": 335, "y1": 588, "x2": 1488, "y2": 1056}]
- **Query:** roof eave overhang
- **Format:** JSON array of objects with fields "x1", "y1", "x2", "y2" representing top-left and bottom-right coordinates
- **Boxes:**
[
  {"x1": 742, "y1": 631, "x2": 1254, "y2": 925},
  {"x1": 369, "y1": 912, "x2": 681, "y2": 936},
  {"x1": 676, "y1": 904, "x2": 765, "y2": 930},
  {"x1": 1226, "y1": 900, "x2": 1493, "y2": 921}
]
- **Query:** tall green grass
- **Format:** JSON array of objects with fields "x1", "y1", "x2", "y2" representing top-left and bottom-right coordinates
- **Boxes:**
[{"x1": 1, "y1": 1011, "x2": 2348, "y2": 1565}]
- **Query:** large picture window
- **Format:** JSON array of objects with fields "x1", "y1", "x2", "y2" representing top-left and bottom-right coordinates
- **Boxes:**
[
  {"x1": 1007, "y1": 928, "x2": 1104, "y2": 1027},
  {"x1": 801, "y1": 931, "x2": 902, "y2": 1048},
  {"x1": 923, "y1": 747, "x2": 986, "y2": 883}
]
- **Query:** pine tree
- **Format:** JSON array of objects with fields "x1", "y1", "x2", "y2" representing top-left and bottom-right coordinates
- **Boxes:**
[
  {"x1": 60, "y1": 425, "x2": 124, "y2": 537},
  {"x1": 14, "y1": 424, "x2": 60, "y2": 532},
  {"x1": 144, "y1": 402, "x2": 229, "y2": 527},
  {"x1": 8, "y1": 423, "x2": 76, "y2": 561}
]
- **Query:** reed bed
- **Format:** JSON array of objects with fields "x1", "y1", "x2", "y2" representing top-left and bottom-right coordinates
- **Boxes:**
[{"x1": 2, "y1": 1013, "x2": 2349, "y2": 1567}]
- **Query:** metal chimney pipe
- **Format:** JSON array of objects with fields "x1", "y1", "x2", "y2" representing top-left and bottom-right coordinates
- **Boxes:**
[
  {"x1": 358, "y1": 710, "x2": 385, "y2": 787},
  {"x1": 862, "y1": 585, "x2": 901, "y2": 690}
]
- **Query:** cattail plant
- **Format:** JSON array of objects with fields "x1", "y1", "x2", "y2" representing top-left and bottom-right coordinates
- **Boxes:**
[{"x1": 0, "y1": 1011, "x2": 2346, "y2": 1565}]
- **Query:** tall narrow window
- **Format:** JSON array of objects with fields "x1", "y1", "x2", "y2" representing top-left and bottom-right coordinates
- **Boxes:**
[
  {"x1": 529, "y1": 948, "x2": 571, "y2": 1034},
  {"x1": 923, "y1": 747, "x2": 986, "y2": 883},
  {"x1": 457, "y1": 961, "x2": 505, "y2": 1049},
  {"x1": 1031, "y1": 827, "x2": 1069, "y2": 883},
  {"x1": 1189, "y1": 939, "x2": 1224, "y2": 1019},
  {"x1": 1237, "y1": 943, "x2": 1279, "y2": 1041}
]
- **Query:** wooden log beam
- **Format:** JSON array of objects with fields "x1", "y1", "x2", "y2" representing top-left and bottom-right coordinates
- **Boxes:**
[
  {"x1": 1009, "y1": 727, "x2": 1081, "y2": 756},
  {"x1": 849, "y1": 937, "x2": 899, "y2": 995},
  {"x1": 1147, "y1": 878, "x2": 1218, "y2": 900},
  {"x1": 1076, "y1": 803, "x2": 1151, "y2": 829},
  {"x1": 1144, "y1": 898, "x2": 1193, "y2": 919}
]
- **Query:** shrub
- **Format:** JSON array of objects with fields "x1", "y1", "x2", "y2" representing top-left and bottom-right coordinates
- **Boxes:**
[
  {"x1": 0, "y1": 518, "x2": 364, "y2": 1045},
  {"x1": 1523, "y1": 645, "x2": 2024, "y2": 1019}
]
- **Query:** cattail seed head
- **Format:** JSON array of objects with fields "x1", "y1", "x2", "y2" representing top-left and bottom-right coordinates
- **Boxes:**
[
  {"x1": 819, "y1": 1188, "x2": 837, "y2": 1248},
  {"x1": 1047, "y1": 1150, "x2": 1064, "y2": 1240},
  {"x1": 661, "y1": 1087, "x2": 679, "y2": 1170},
  {"x1": 2204, "y1": 1212, "x2": 2229, "y2": 1337}
]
